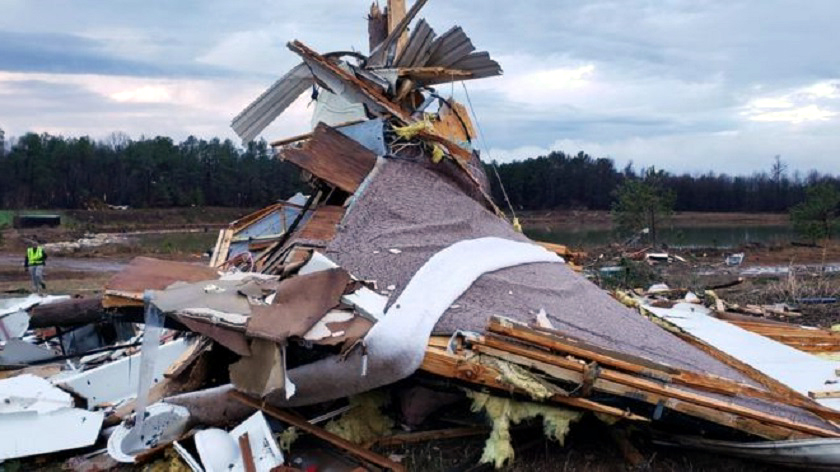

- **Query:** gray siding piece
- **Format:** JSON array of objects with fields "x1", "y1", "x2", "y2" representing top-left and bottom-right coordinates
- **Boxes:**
[
  {"x1": 336, "y1": 118, "x2": 387, "y2": 156},
  {"x1": 299, "y1": 57, "x2": 388, "y2": 117},
  {"x1": 450, "y1": 51, "x2": 503, "y2": 79},
  {"x1": 395, "y1": 19, "x2": 436, "y2": 67},
  {"x1": 231, "y1": 62, "x2": 314, "y2": 143},
  {"x1": 426, "y1": 26, "x2": 475, "y2": 68}
]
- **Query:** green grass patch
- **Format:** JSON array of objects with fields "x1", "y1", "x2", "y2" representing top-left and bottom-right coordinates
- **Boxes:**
[
  {"x1": 133, "y1": 231, "x2": 219, "y2": 255},
  {"x1": 0, "y1": 210, "x2": 12, "y2": 228}
]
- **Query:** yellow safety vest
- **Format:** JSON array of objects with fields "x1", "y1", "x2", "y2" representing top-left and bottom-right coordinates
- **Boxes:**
[{"x1": 27, "y1": 247, "x2": 45, "y2": 265}]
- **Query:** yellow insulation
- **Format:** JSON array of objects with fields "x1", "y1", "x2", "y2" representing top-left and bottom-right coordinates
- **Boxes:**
[
  {"x1": 325, "y1": 390, "x2": 394, "y2": 445},
  {"x1": 467, "y1": 391, "x2": 582, "y2": 469}
]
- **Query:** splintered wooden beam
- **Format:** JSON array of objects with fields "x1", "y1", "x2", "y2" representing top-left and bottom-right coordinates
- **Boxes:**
[
  {"x1": 373, "y1": 427, "x2": 490, "y2": 447},
  {"x1": 230, "y1": 391, "x2": 407, "y2": 472},
  {"x1": 387, "y1": 0, "x2": 408, "y2": 56},
  {"x1": 471, "y1": 343, "x2": 805, "y2": 441},
  {"x1": 287, "y1": 39, "x2": 504, "y2": 218},
  {"x1": 475, "y1": 335, "x2": 840, "y2": 438},
  {"x1": 397, "y1": 67, "x2": 473, "y2": 82},
  {"x1": 420, "y1": 348, "x2": 648, "y2": 423},
  {"x1": 487, "y1": 316, "x2": 840, "y2": 422},
  {"x1": 809, "y1": 390, "x2": 840, "y2": 400}
]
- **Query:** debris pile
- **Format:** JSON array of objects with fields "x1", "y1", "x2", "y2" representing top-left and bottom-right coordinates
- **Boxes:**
[{"x1": 5, "y1": 2, "x2": 840, "y2": 471}]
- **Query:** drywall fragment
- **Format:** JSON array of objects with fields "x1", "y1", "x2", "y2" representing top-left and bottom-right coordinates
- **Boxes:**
[
  {"x1": 53, "y1": 337, "x2": 192, "y2": 408},
  {"x1": 0, "y1": 374, "x2": 104, "y2": 460}
]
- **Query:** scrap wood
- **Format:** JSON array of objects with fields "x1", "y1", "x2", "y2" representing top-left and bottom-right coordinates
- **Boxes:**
[
  {"x1": 809, "y1": 390, "x2": 840, "y2": 400},
  {"x1": 420, "y1": 348, "x2": 648, "y2": 423},
  {"x1": 606, "y1": 427, "x2": 645, "y2": 468},
  {"x1": 230, "y1": 391, "x2": 407, "y2": 472},
  {"x1": 239, "y1": 432, "x2": 257, "y2": 472},
  {"x1": 472, "y1": 343, "x2": 814, "y2": 441},
  {"x1": 368, "y1": 0, "x2": 430, "y2": 66},
  {"x1": 27, "y1": 296, "x2": 104, "y2": 328},
  {"x1": 372, "y1": 427, "x2": 490, "y2": 447},
  {"x1": 487, "y1": 316, "x2": 840, "y2": 419},
  {"x1": 164, "y1": 336, "x2": 212, "y2": 379},
  {"x1": 270, "y1": 119, "x2": 365, "y2": 148},
  {"x1": 287, "y1": 40, "x2": 503, "y2": 216},
  {"x1": 281, "y1": 123, "x2": 377, "y2": 194},
  {"x1": 640, "y1": 305, "x2": 840, "y2": 421},
  {"x1": 474, "y1": 335, "x2": 840, "y2": 439}
]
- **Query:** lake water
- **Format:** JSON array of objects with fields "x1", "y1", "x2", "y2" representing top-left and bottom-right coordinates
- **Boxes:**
[{"x1": 525, "y1": 225, "x2": 795, "y2": 249}]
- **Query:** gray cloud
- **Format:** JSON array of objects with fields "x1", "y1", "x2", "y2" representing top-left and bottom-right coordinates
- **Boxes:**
[{"x1": 0, "y1": 0, "x2": 837, "y2": 173}]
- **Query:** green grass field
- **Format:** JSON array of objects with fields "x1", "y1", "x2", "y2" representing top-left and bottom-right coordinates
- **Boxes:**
[{"x1": 0, "y1": 210, "x2": 13, "y2": 228}]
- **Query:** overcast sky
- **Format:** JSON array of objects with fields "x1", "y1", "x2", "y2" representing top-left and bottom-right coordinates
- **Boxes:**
[{"x1": 1, "y1": 0, "x2": 838, "y2": 174}]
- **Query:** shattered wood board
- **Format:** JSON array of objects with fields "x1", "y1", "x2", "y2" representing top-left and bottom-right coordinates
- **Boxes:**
[
  {"x1": 105, "y1": 257, "x2": 219, "y2": 301},
  {"x1": 295, "y1": 206, "x2": 345, "y2": 243},
  {"x1": 644, "y1": 302, "x2": 840, "y2": 411},
  {"x1": 246, "y1": 268, "x2": 352, "y2": 343},
  {"x1": 434, "y1": 99, "x2": 475, "y2": 150},
  {"x1": 282, "y1": 123, "x2": 377, "y2": 194}
]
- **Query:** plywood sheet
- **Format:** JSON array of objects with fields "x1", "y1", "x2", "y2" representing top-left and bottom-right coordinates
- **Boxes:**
[
  {"x1": 282, "y1": 123, "x2": 377, "y2": 194},
  {"x1": 105, "y1": 257, "x2": 219, "y2": 295},
  {"x1": 295, "y1": 205, "x2": 345, "y2": 243}
]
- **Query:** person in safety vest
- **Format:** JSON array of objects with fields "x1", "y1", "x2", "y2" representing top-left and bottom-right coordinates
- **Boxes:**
[{"x1": 24, "y1": 240, "x2": 47, "y2": 294}]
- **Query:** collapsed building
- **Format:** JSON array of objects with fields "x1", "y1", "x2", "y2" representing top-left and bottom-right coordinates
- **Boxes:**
[{"x1": 4, "y1": 1, "x2": 840, "y2": 470}]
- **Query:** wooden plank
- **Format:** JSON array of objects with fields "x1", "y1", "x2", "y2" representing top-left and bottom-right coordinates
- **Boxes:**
[
  {"x1": 431, "y1": 98, "x2": 475, "y2": 148},
  {"x1": 28, "y1": 296, "x2": 104, "y2": 328},
  {"x1": 230, "y1": 391, "x2": 407, "y2": 472},
  {"x1": 420, "y1": 348, "x2": 649, "y2": 423},
  {"x1": 269, "y1": 119, "x2": 365, "y2": 148},
  {"x1": 476, "y1": 336, "x2": 840, "y2": 438},
  {"x1": 490, "y1": 317, "x2": 840, "y2": 420},
  {"x1": 373, "y1": 427, "x2": 489, "y2": 447},
  {"x1": 282, "y1": 123, "x2": 377, "y2": 194},
  {"x1": 239, "y1": 432, "x2": 257, "y2": 472},
  {"x1": 398, "y1": 67, "x2": 472, "y2": 82},
  {"x1": 288, "y1": 40, "x2": 504, "y2": 218},
  {"x1": 647, "y1": 311, "x2": 840, "y2": 416},
  {"x1": 294, "y1": 205, "x2": 345, "y2": 243},
  {"x1": 472, "y1": 343, "x2": 810, "y2": 441},
  {"x1": 387, "y1": 0, "x2": 408, "y2": 56},
  {"x1": 809, "y1": 390, "x2": 840, "y2": 400},
  {"x1": 214, "y1": 228, "x2": 234, "y2": 267},
  {"x1": 369, "y1": 0, "x2": 429, "y2": 66},
  {"x1": 106, "y1": 257, "x2": 219, "y2": 294},
  {"x1": 368, "y1": 3, "x2": 388, "y2": 53}
]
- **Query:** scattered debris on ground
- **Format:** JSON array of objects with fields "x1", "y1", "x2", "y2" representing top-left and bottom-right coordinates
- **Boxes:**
[{"x1": 3, "y1": 3, "x2": 840, "y2": 471}]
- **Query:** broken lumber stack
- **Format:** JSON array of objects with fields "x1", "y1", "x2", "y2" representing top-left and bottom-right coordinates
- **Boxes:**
[{"x1": 421, "y1": 315, "x2": 840, "y2": 441}]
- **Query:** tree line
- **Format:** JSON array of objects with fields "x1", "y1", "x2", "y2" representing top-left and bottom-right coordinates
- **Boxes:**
[
  {"x1": 486, "y1": 151, "x2": 838, "y2": 213},
  {"x1": 0, "y1": 131, "x2": 303, "y2": 209},
  {"x1": 0, "y1": 128, "x2": 837, "y2": 215}
]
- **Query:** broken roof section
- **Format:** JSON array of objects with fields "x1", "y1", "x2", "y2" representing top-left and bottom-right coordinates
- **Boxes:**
[{"x1": 230, "y1": 0, "x2": 501, "y2": 145}]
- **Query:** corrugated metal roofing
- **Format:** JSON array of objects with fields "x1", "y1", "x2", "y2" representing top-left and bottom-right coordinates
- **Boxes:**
[
  {"x1": 231, "y1": 62, "x2": 313, "y2": 143},
  {"x1": 395, "y1": 19, "x2": 435, "y2": 68},
  {"x1": 427, "y1": 27, "x2": 475, "y2": 68}
]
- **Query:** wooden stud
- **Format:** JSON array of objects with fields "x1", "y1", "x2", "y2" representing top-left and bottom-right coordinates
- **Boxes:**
[
  {"x1": 420, "y1": 348, "x2": 648, "y2": 422},
  {"x1": 230, "y1": 391, "x2": 407, "y2": 472},
  {"x1": 476, "y1": 336, "x2": 840, "y2": 438}
]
